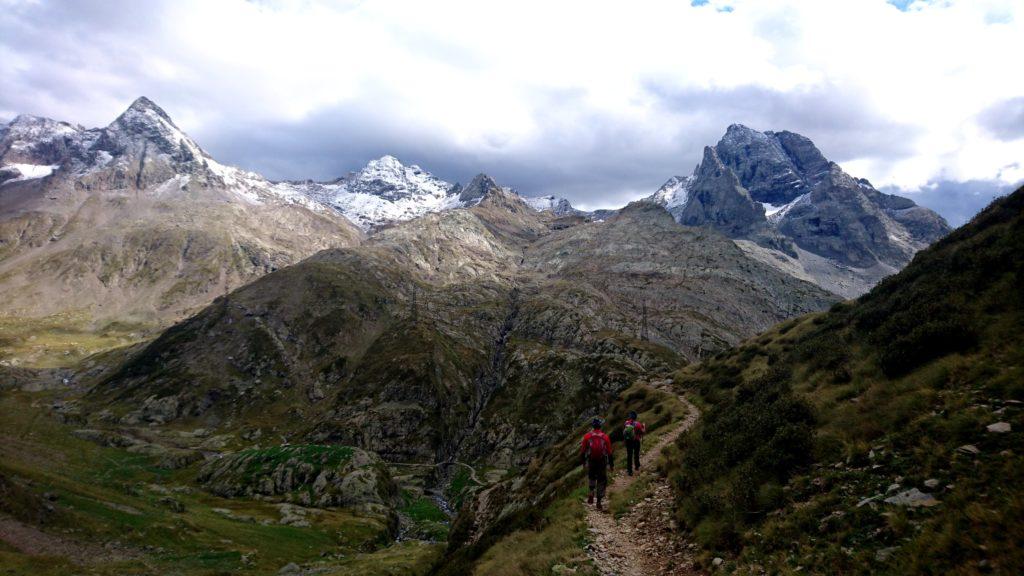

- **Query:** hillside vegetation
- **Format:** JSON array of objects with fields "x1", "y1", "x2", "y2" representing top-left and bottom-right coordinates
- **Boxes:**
[{"x1": 667, "y1": 186, "x2": 1024, "y2": 573}]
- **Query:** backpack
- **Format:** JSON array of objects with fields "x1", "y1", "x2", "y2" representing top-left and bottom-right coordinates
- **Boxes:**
[
  {"x1": 623, "y1": 422, "x2": 636, "y2": 441},
  {"x1": 585, "y1": 433, "x2": 609, "y2": 462}
]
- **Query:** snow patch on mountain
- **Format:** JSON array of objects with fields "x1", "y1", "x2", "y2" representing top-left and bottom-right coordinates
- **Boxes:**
[
  {"x1": 2, "y1": 163, "x2": 58, "y2": 182},
  {"x1": 649, "y1": 176, "x2": 693, "y2": 208},
  {"x1": 765, "y1": 193, "x2": 809, "y2": 224},
  {"x1": 523, "y1": 195, "x2": 580, "y2": 216}
]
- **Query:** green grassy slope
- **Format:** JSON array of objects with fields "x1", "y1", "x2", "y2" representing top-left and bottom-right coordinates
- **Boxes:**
[
  {"x1": 0, "y1": 390, "x2": 436, "y2": 575},
  {"x1": 667, "y1": 186, "x2": 1024, "y2": 573}
]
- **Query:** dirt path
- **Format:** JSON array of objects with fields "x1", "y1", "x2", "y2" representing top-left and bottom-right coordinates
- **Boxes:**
[{"x1": 585, "y1": 393, "x2": 702, "y2": 576}]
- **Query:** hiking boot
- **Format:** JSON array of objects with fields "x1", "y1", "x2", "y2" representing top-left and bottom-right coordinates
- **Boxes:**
[
  {"x1": 587, "y1": 492, "x2": 594, "y2": 505},
  {"x1": 628, "y1": 470, "x2": 633, "y2": 476},
  {"x1": 596, "y1": 500, "x2": 604, "y2": 511}
]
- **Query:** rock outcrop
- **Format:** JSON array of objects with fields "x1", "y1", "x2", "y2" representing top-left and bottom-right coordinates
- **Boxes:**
[{"x1": 197, "y1": 445, "x2": 398, "y2": 511}]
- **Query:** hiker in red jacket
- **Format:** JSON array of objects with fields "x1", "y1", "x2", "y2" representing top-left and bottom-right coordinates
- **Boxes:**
[
  {"x1": 623, "y1": 411, "x2": 646, "y2": 476},
  {"x1": 581, "y1": 417, "x2": 613, "y2": 510}
]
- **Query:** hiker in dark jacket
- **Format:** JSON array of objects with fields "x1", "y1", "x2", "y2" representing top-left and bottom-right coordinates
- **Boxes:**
[
  {"x1": 623, "y1": 411, "x2": 646, "y2": 476},
  {"x1": 581, "y1": 417, "x2": 613, "y2": 510}
]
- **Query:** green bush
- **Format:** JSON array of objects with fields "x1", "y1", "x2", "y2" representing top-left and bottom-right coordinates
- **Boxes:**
[{"x1": 673, "y1": 369, "x2": 814, "y2": 550}]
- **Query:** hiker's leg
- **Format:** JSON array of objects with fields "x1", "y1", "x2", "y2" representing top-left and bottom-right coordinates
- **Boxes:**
[
  {"x1": 626, "y1": 441, "x2": 635, "y2": 475},
  {"x1": 596, "y1": 469, "x2": 607, "y2": 508},
  {"x1": 634, "y1": 439, "x2": 642, "y2": 470},
  {"x1": 587, "y1": 464, "x2": 598, "y2": 504}
]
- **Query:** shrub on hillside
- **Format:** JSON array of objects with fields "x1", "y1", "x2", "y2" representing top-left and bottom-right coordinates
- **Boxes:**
[{"x1": 672, "y1": 369, "x2": 814, "y2": 550}]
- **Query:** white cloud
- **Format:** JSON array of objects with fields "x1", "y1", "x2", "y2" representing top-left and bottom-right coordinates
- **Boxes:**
[{"x1": 1, "y1": 0, "x2": 1022, "y2": 203}]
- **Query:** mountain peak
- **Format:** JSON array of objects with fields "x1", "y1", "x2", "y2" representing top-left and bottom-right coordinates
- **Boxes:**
[
  {"x1": 105, "y1": 96, "x2": 204, "y2": 159},
  {"x1": 363, "y1": 154, "x2": 405, "y2": 172},
  {"x1": 714, "y1": 124, "x2": 823, "y2": 205},
  {"x1": 116, "y1": 96, "x2": 178, "y2": 129},
  {"x1": 459, "y1": 173, "x2": 502, "y2": 203},
  {"x1": 725, "y1": 123, "x2": 758, "y2": 135},
  {"x1": 650, "y1": 175, "x2": 693, "y2": 210}
]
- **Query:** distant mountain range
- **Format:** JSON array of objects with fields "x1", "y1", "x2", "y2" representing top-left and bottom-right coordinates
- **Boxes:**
[{"x1": 0, "y1": 97, "x2": 949, "y2": 342}]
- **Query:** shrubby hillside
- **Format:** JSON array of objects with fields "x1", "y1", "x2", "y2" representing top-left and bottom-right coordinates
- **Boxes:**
[{"x1": 666, "y1": 186, "x2": 1024, "y2": 573}]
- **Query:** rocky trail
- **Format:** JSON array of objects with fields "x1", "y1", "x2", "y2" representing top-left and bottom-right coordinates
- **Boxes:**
[{"x1": 585, "y1": 393, "x2": 702, "y2": 576}]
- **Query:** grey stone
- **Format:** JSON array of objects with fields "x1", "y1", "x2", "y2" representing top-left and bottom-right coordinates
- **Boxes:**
[
  {"x1": 884, "y1": 488, "x2": 939, "y2": 507},
  {"x1": 987, "y1": 421, "x2": 1011, "y2": 433},
  {"x1": 876, "y1": 546, "x2": 899, "y2": 562}
]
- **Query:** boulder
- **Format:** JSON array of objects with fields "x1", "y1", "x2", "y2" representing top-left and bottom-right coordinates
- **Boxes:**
[{"x1": 884, "y1": 488, "x2": 939, "y2": 507}]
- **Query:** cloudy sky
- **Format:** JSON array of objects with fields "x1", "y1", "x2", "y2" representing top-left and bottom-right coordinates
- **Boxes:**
[{"x1": 1, "y1": 0, "x2": 1022, "y2": 223}]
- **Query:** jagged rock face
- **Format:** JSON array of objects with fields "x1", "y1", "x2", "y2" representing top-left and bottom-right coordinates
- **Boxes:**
[
  {"x1": 0, "y1": 115, "x2": 84, "y2": 170},
  {"x1": 88, "y1": 185, "x2": 835, "y2": 470},
  {"x1": 0, "y1": 97, "x2": 362, "y2": 327},
  {"x1": 677, "y1": 146, "x2": 766, "y2": 237},
  {"x1": 648, "y1": 124, "x2": 952, "y2": 297},
  {"x1": 778, "y1": 168, "x2": 911, "y2": 267},
  {"x1": 715, "y1": 124, "x2": 831, "y2": 205},
  {"x1": 459, "y1": 173, "x2": 502, "y2": 203}
]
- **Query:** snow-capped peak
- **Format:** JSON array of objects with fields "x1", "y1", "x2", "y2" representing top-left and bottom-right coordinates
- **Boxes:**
[
  {"x1": 344, "y1": 155, "x2": 453, "y2": 202},
  {"x1": 280, "y1": 156, "x2": 466, "y2": 230},
  {"x1": 106, "y1": 96, "x2": 207, "y2": 162}
]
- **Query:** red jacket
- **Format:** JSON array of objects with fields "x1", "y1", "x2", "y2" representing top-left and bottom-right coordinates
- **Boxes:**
[
  {"x1": 581, "y1": 429, "x2": 612, "y2": 464},
  {"x1": 624, "y1": 418, "x2": 646, "y2": 441}
]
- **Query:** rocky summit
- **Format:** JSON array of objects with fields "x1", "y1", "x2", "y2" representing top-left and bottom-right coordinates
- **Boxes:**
[{"x1": 648, "y1": 124, "x2": 951, "y2": 297}]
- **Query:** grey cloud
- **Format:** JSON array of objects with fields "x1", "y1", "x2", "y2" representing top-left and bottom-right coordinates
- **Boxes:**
[
  {"x1": 198, "y1": 88, "x2": 696, "y2": 209},
  {"x1": 643, "y1": 82, "x2": 923, "y2": 163},
  {"x1": 0, "y1": 0, "x2": 1008, "y2": 224},
  {"x1": 977, "y1": 96, "x2": 1024, "y2": 141},
  {"x1": 885, "y1": 179, "x2": 1020, "y2": 227}
]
